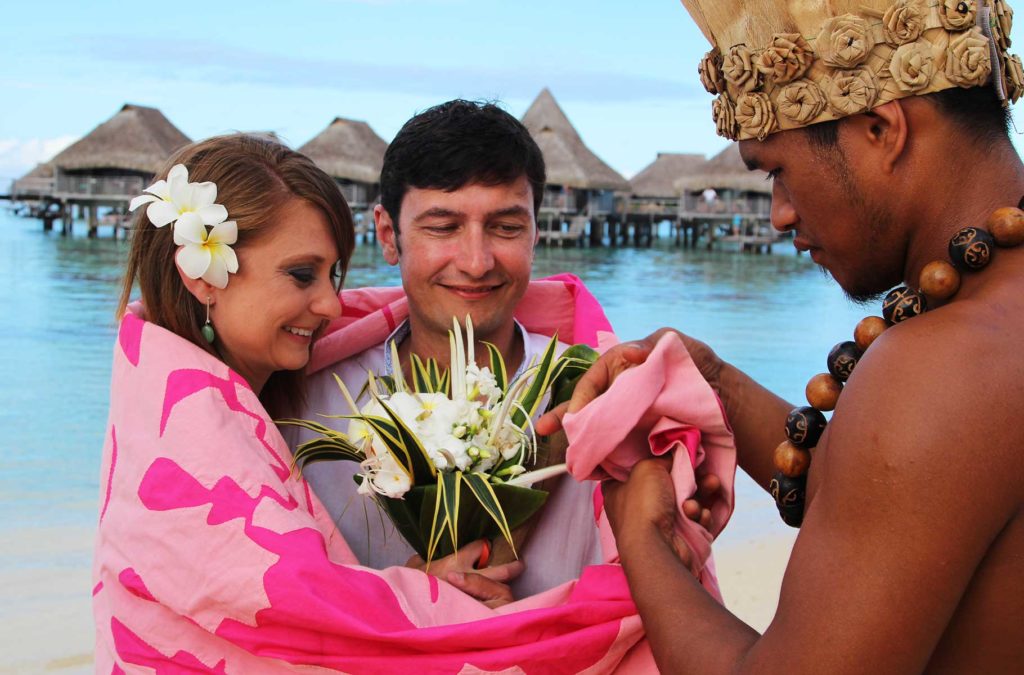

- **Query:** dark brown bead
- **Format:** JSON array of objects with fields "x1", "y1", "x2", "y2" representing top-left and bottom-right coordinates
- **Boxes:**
[
  {"x1": 854, "y1": 316, "x2": 887, "y2": 352},
  {"x1": 770, "y1": 472, "x2": 806, "y2": 528},
  {"x1": 919, "y1": 260, "x2": 961, "y2": 300},
  {"x1": 827, "y1": 341, "x2": 862, "y2": 382},
  {"x1": 987, "y1": 207, "x2": 1024, "y2": 247},
  {"x1": 882, "y1": 286, "x2": 927, "y2": 324},
  {"x1": 806, "y1": 372, "x2": 842, "y2": 411},
  {"x1": 773, "y1": 440, "x2": 811, "y2": 477},
  {"x1": 949, "y1": 226, "x2": 996, "y2": 271},
  {"x1": 785, "y1": 406, "x2": 827, "y2": 449}
]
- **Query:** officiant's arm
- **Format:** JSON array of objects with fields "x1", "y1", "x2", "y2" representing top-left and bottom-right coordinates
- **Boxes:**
[
  {"x1": 537, "y1": 328, "x2": 790, "y2": 489},
  {"x1": 604, "y1": 332, "x2": 1017, "y2": 675}
]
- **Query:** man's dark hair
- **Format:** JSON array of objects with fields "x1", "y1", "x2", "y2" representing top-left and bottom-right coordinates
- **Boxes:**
[
  {"x1": 379, "y1": 100, "x2": 546, "y2": 230},
  {"x1": 805, "y1": 85, "x2": 1012, "y2": 150}
]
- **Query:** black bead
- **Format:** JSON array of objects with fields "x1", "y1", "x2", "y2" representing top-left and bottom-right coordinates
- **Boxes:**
[
  {"x1": 882, "y1": 286, "x2": 927, "y2": 324},
  {"x1": 770, "y1": 471, "x2": 806, "y2": 528},
  {"x1": 956, "y1": 1, "x2": 969, "y2": 14},
  {"x1": 948, "y1": 227, "x2": 996, "y2": 271},
  {"x1": 827, "y1": 341, "x2": 862, "y2": 382},
  {"x1": 785, "y1": 406, "x2": 827, "y2": 449}
]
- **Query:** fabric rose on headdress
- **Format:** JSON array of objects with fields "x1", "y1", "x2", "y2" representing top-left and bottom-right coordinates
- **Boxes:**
[
  {"x1": 938, "y1": 0, "x2": 977, "y2": 31},
  {"x1": 699, "y1": 48, "x2": 726, "y2": 95},
  {"x1": 734, "y1": 92, "x2": 777, "y2": 141},
  {"x1": 825, "y1": 67, "x2": 880, "y2": 116},
  {"x1": 883, "y1": 0, "x2": 925, "y2": 46},
  {"x1": 712, "y1": 94, "x2": 737, "y2": 140},
  {"x1": 1006, "y1": 53, "x2": 1024, "y2": 103},
  {"x1": 994, "y1": 0, "x2": 1014, "y2": 51},
  {"x1": 945, "y1": 27, "x2": 992, "y2": 87},
  {"x1": 889, "y1": 41, "x2": 935, "y2": 92},
  {"x1": 723, "y1": 45, "x2": 763, "y2": 93},
  {"x1": 756, "y1": 33, "x2": 813, "y2": 85},
  {"x1": 777, "y1": 80, "x2": 827, "y2": 124},
  {"x1": 817, "y1": 14, "x2": 871, "y2": 69}
]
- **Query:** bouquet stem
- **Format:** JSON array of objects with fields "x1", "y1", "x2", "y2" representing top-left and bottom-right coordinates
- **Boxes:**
[{"x1": 504, "y1": 463, "x2": 569, "y2": 488}]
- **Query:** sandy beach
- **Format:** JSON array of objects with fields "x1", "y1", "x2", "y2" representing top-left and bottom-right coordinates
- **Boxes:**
[{"x1": 0, "y1": 525, "x2": 94, "y2": 674}]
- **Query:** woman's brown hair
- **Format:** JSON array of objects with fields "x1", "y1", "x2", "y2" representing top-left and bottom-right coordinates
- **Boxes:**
[{"x1": 117, "y1": 133, "x2": 355, "y2": 417}]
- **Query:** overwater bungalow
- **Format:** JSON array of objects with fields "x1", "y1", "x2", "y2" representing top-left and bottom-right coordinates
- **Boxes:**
[
  {"x1": 674, "y1": 143, "x2": 776, "y2": 251},
  {"x1": 11, "y1": 163, "x2": 55, "y2": 202},
  {"x1": 299, "y1": 117, "x2": 388, "y2": 215},
  {"x1": 674, "y1": 143, "x2": 771, "y2": 218},
  {"x1": 622, "y1": 152, "x2": 707, "y2": 246},
  {"x1": 46, "y1": 103, "x2": 191, "y2": 235},
  {"x1": 521, "y1": 89, "x2": 630, "y2": 244},
  {"x1": 629, "y1": 152, "x2": 706, "y2": 214}
]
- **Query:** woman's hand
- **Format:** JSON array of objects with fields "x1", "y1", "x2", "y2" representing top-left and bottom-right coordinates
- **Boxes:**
[{"x1": 406, "y1": 539, "x2": 525, "y2": 609}]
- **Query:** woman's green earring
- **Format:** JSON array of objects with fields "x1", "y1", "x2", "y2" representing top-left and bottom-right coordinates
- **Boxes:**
[{"x1": 202, "y1": 296, "x2": 216, "y2": 344}]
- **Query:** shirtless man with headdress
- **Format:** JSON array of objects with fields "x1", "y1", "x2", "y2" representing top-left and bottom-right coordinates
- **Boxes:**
[{"x1": 540, "y1": 1, "x2": 1024, "y2": 671}]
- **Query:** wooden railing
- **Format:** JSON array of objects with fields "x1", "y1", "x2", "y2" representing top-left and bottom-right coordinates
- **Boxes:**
[
  {"x1": 677, "y1": 192, "x2": 771, "y2": 217},
  {"x1": 11, "y1": 177, "x2": 55, "y2": 199},
  {"x1": 55, "y1": 174, "x2": 147, "y2": 198}
]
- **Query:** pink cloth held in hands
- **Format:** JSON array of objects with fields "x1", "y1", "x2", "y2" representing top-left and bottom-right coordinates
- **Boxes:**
[{"x1": 564, "y1": 333, "x2": 737, "y2": 600}]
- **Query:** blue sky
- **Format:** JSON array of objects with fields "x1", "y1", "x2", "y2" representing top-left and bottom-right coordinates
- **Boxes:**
[
  {"x1": 0, "y1": 0, "x2": 721, "y2": 184},
  {"x1": 3, "y1": 1, "x2": 1023, "y2": 186}
]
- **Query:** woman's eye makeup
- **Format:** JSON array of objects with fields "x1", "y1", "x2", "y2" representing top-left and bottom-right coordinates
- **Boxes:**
[
  {"x1": 329, "y1": 260, "x2": 344, "y2": 292},
  {"x1": 288, "y1": 267, "x2": 315, "y2": 285}
]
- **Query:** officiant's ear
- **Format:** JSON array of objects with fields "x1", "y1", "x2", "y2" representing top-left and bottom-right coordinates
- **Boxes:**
[{"x1": 375, "y1": 204, "x2": 401, "y2": 265}]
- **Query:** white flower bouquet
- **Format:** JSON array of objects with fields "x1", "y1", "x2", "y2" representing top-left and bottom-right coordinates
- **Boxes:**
[{"x1": 282, "y1": 318, "x2": 596, "y2": 564}]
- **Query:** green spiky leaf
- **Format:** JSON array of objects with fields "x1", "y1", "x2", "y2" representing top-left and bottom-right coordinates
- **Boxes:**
[
  {"x1": 375, "y1": 399, "x2": 437, "y2": 482},
  {"x1": 483, "y1": 341, "x2": 508, "y2": 391},
  {"x1": 511, "y1": 334, "x2": 561, "y2": 428}
]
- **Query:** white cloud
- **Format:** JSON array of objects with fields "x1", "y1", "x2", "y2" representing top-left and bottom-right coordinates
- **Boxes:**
[{"x1": 0, "y1": 136, "x2": 76, "y2": 183}]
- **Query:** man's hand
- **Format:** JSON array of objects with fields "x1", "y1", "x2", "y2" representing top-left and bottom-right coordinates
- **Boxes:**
[
  {"x1": 445, "y1": 566, "x2": 521, "y2": 609},
  {"x1": 406, "y1": 539, "x2": 524, "y2": 608},
  {"x1": 603, "y1": 457, "x2": 700, "y2": 576},
  {"x1": 536, "y1": 328, "x2": 724, "y2": 437}
]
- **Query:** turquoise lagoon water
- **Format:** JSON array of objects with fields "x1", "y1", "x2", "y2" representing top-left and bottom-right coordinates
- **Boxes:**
[{"x1": 0, "y1": 204, "x2": 868, "y2": 559}]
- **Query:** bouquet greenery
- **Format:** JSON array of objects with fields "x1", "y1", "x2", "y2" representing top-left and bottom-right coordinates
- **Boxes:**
[{"x1": 282, "y1": 318, "x2": 596, "y2": 564}]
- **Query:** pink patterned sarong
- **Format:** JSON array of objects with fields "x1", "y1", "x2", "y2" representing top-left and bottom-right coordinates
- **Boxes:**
[{"x1": 93, "y1": 274, "x2": 735, "y2": 673}]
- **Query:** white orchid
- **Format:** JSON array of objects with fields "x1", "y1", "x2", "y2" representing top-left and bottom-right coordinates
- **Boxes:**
[
  {"x1": 129, "y1": 164, "x2": 228, "y2": 229},
  {"x1": 174, "y1": 217, "x2": 239, "y2": 289},
  {"x1": 358, "y1": 451, "x2": 412, "y2": 498},
  {"x1": 466, "y1": 363, "x2": 501, "y2": 403}
]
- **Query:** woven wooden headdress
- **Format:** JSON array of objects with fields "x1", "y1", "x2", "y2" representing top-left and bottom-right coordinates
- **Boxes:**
[{"x1": 681, "y1": 0, "x2": 1021, "y2": 140}]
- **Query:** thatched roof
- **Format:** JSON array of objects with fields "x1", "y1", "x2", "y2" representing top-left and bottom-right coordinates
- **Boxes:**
[
  {"x1": 49, "y1": 104, "x2": 190, "y2": 174},
  {"x1": 299, "y1": 117, "x2": 388, "y2": 184},
  {"x1": 522, "y1": 89, "x2": 630, "y2": 192},
  {"x1": 20, "y1": 163, "x2": 54, "y2": 179},
  {"x1": 631, "y1": 153, "x2": 705, "y2": 198},
  {"x1": 674, "y1": 143, "x2": 770, "y2": 195}
]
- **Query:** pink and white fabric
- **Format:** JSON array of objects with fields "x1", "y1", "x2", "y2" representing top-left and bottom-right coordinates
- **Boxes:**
[
  {"x1": 563, "y1": 333, "x2": 737, "y2": 601},
  {"x1": 93, "y1": 274, "x2": 736, "y2": 673}
]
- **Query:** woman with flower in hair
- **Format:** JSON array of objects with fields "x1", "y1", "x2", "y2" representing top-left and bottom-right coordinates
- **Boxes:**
[{"x1": 95, "y1": 133, "x2": 664, "y2": 673}]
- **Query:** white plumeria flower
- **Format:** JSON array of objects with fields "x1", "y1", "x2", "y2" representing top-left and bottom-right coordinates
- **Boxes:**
[
  {"x1": 174, "y1": 217, "x2": 239, "y2": 289},
  {"x1": 129, "y1": 164, "x2": 228, "y2": 230}
]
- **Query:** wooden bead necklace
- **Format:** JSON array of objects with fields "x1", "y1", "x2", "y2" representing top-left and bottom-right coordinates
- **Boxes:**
[{"x1": 770, "y1": 205, "x2": 1024, "y2": 527}]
